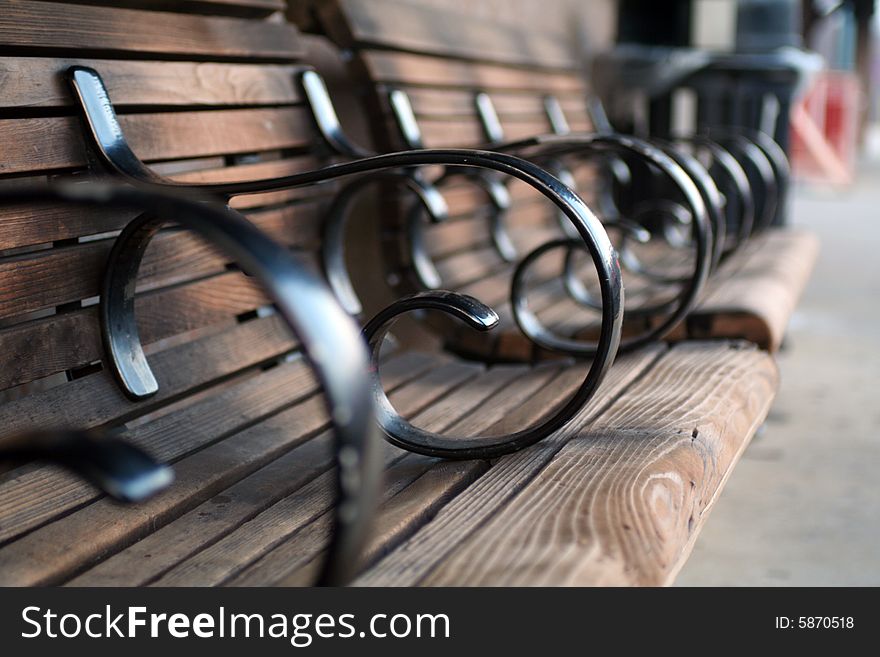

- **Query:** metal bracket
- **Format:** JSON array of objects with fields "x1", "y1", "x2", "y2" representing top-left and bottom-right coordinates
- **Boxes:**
[
  {"x1": 299, "y1": 69, "x2": 375, "y2": 159},
  {"x1": 388, "y1": 89, "x2": 425, "y2": 149},
  {"x1": 543, "y1": 95, "x2": 571, "y2": 136},
  {"x1": 475, "y1": 92, "x2": 504, "y2": 144},
  {"x1": 25, "y1": 181, "x2": 383, "y2": 587},
  {"x1": 0, "y1": 429, "x2": 173, "y2": 503},
  {"x1": 67, "y1": 66, "x2": 168, "y2": 184}
]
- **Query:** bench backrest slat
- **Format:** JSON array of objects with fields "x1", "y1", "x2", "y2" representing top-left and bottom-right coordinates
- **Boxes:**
[
  {"x1": 0, "y1": 0, "x2": 302, "y2": 60},
  {"x1": 306, "y1": 0, "x2": 597, "y2": 303},
  {"x1": 0, "y1": 0, "x2": 333, "y2": 436}
]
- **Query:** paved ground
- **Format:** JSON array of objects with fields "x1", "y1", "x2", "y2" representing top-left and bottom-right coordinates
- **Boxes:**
[{"x1": 677, "y1": 173, "x2": 880, "y2": 586}]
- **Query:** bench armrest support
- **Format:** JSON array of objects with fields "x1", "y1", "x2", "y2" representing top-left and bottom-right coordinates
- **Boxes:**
[{"x1": 6, "y1": 183, "x2": 381, "y2": 587}]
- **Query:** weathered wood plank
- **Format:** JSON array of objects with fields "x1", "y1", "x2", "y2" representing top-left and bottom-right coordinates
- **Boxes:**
[
  {"x1": 0, "y1": 0, "x2": 303, "y2": 60},
  {"x1": 0, "y1": 271, "x2": 269, "y2": 390},
  {"x1": 0, "y1": 158, "x2": 325, "y2": 251},
  {"x1": 0, "y1": 351, "x2": 443, "y2": 584},
  {"x1": 217, "y1": 363, "x2": 562, "y2": 587},
  {"x1": 319, "y1": 0, "x2": 578, "y2": 69},
  {"x1": 66, "y1": 357, "x2": 477, "y2": 586},
  {"x1": 688, "y1": 229, "x2": 820, "y2": 352},
  {"x1": 229, "y1": 348, "x2": 661, "y2": 586},
  {"x1": 352, "y1": 345, "x2": 666, "y2": 586},
  {"x1": 0, "y1": 107, "x2": 313, "y2": 175},
  {"x1": 0, "y1": 58, "x2": 303, "y2": 109},
  {"x1": 398, "y1": 87, "x2": 585, "y2": 121},
  {"x1": 0, "y1": 200, "x2": 322, "y2": 321},
  {"x1": 362, "y1": 52, "x2": 584, "y2": 94},
  {"x1": 361, "y1": 341, "x2": 777, "y2": 586},
  {"x1": 0, "y1": 314, "x2": 295, "y2": 442}
]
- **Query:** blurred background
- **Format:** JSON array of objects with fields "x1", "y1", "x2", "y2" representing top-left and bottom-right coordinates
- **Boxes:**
[{"x1": 596, "y1": 0, "x2": 880, "y2": 586}]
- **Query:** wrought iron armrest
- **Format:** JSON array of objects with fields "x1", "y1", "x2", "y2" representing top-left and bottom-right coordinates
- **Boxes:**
[
  {"x1": 362, "y1": 287, "x2": 614, "y2": 460},
  {"x1": 302, "y1": 74, "x2": 519, "y2": 263},
  {"x1": 0, "y1": 187, "x2": 174, "y2": 504},
  {"x1": 309, "y1": 150, "x2": 624, "y2": 451},
  {"x1": 299, "y1": 70, "x2": 376, "y2": 160},
  {"x1": 322, "y1": 170, "x2": 449, "y2": 315},
  {"x1": 493, "y1": 134, "x2": 719, "y2": 239},
  {"x1": 674, "y1": 135, "x2": 754, "y2": 256},
  {"x1": 13, "y1": 182, "x2": 381, "y2": 586},
  {"x1": 563, "y1": 219, "x2": 650, "y2": 311},
  {"x1": 497, "y1": 133, "x2": 712, "y2": 354},
  {"x1": 69, "y1": 65, "x2": 624, "y2": 415},
  {"x1": 702, "y1": 127, "x2": 786, "y2": 233}
]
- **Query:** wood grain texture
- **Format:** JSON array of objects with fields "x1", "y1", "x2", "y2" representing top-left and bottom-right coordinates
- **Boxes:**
[
  {"x1": 0, "y1": 271, "x2": 268, "y2": 390},
  {"x1": 353, "y1": 346, "x2": 663, "y2": 585},
  {"x1": 147, "y1": 361, "x2": 517, "y2": 587},
  {"x1": 219, "y1": 362, "x2": 563, "y2": 586},
  {"x1": 0, "y1": 107, "x2": 313, "y2": 175},
  {"x1": 358, "y1": 341, "x2": 777, "y2": 586},
  {"x1": 0, "y1": 314, "x2": 295, "y2": 442},
  {"x1": 362, "y1": 52, "x2": 584, "y2": 93},
  {"x1": 267, "y1": 353, "x2": 661, "y2": 587},
  {"x1": 0, "y1": 0, "x2": 303, "y2": 60},
  {"x1": 0, "y1": 58, "x2": 304, "y2": 109},
  {"x1": 0, "y1": 342, "x2": 779, "y2": 586},
  {"x1": 399, "y1": 87, "x2": 585, "y2": 121},
  {"x1": 319, "y1": 0, "x2": 578, "y2": 69},
  {"x1": 0, "y1": 351, "x2": 443, "y2": 585},
  {"x1": 0, "y1": 200, "x2": 322, "y2": 322},
  {"x1": 0, "y1": 158, "x2": 325, "y2": 251},
  {"x1": 67, "y1": 356, "x2": 473, "y2": 586},
  {"x1": 688, "y1": 229, "x2": 820, "y2": 352}
]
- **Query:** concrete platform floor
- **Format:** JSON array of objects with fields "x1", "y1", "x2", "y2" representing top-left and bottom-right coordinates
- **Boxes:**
[{"x1": 677, "y1": 174, "x2": 880, "y2": 586}]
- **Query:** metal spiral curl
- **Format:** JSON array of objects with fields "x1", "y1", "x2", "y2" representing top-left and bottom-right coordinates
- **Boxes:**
[
  {"x1": 69, "y1": 65, "x2": 624, "y2": 462},
  {"x1": 11, "y1": 181, "x2": 381, "y2": 587},
  {"x1": 432, "y1": 168, "x2": 519, "y2": 263},
  {"x1": 497, "y1": 133, "x2": 712, "y2": 355},
  {"x1": 673, "y1": 135, "x2": 755, "y2": 258},
  {"x1": 702, "y1": 128, "x2": 780, "y2": 234},
  {"x1": 322, "y1": 170, "x2": 449, "y2": 315}
]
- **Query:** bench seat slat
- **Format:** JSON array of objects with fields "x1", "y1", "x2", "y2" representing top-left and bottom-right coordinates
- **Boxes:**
[
  {"x1": 415, "y1": 342, "x2": 777, "y2": 586},
  {"x1": 176, "y1": 362, "x2": 554, "y2": 586},
  {"x1": 350, "y1": 342, "x2": 775, "y2": 586},
  {"x1": 213, "y1": 345, "x2": 662, "y2": 586},
  {"x1": 0, "y1": 351, "x2": 452, "y2": 585},
  {"x1": 74, "y1": 358, "x2": 482, "y2": 586},
  {"x1": 688, "y1": 229, "x2": 820, "y2": 352}
]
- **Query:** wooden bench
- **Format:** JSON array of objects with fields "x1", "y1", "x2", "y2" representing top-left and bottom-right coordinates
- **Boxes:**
[
  {"x1": 299, "y1": 0, "x2": 818, "y2": 359},
  {"x1": 0, "y1": 0, "x2": 778, "y2": 587}
]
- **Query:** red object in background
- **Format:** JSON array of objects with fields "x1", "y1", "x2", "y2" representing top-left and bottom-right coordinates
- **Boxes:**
[{"x1": 790, "y1": 71, "x2": 860, "y2": 185}]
